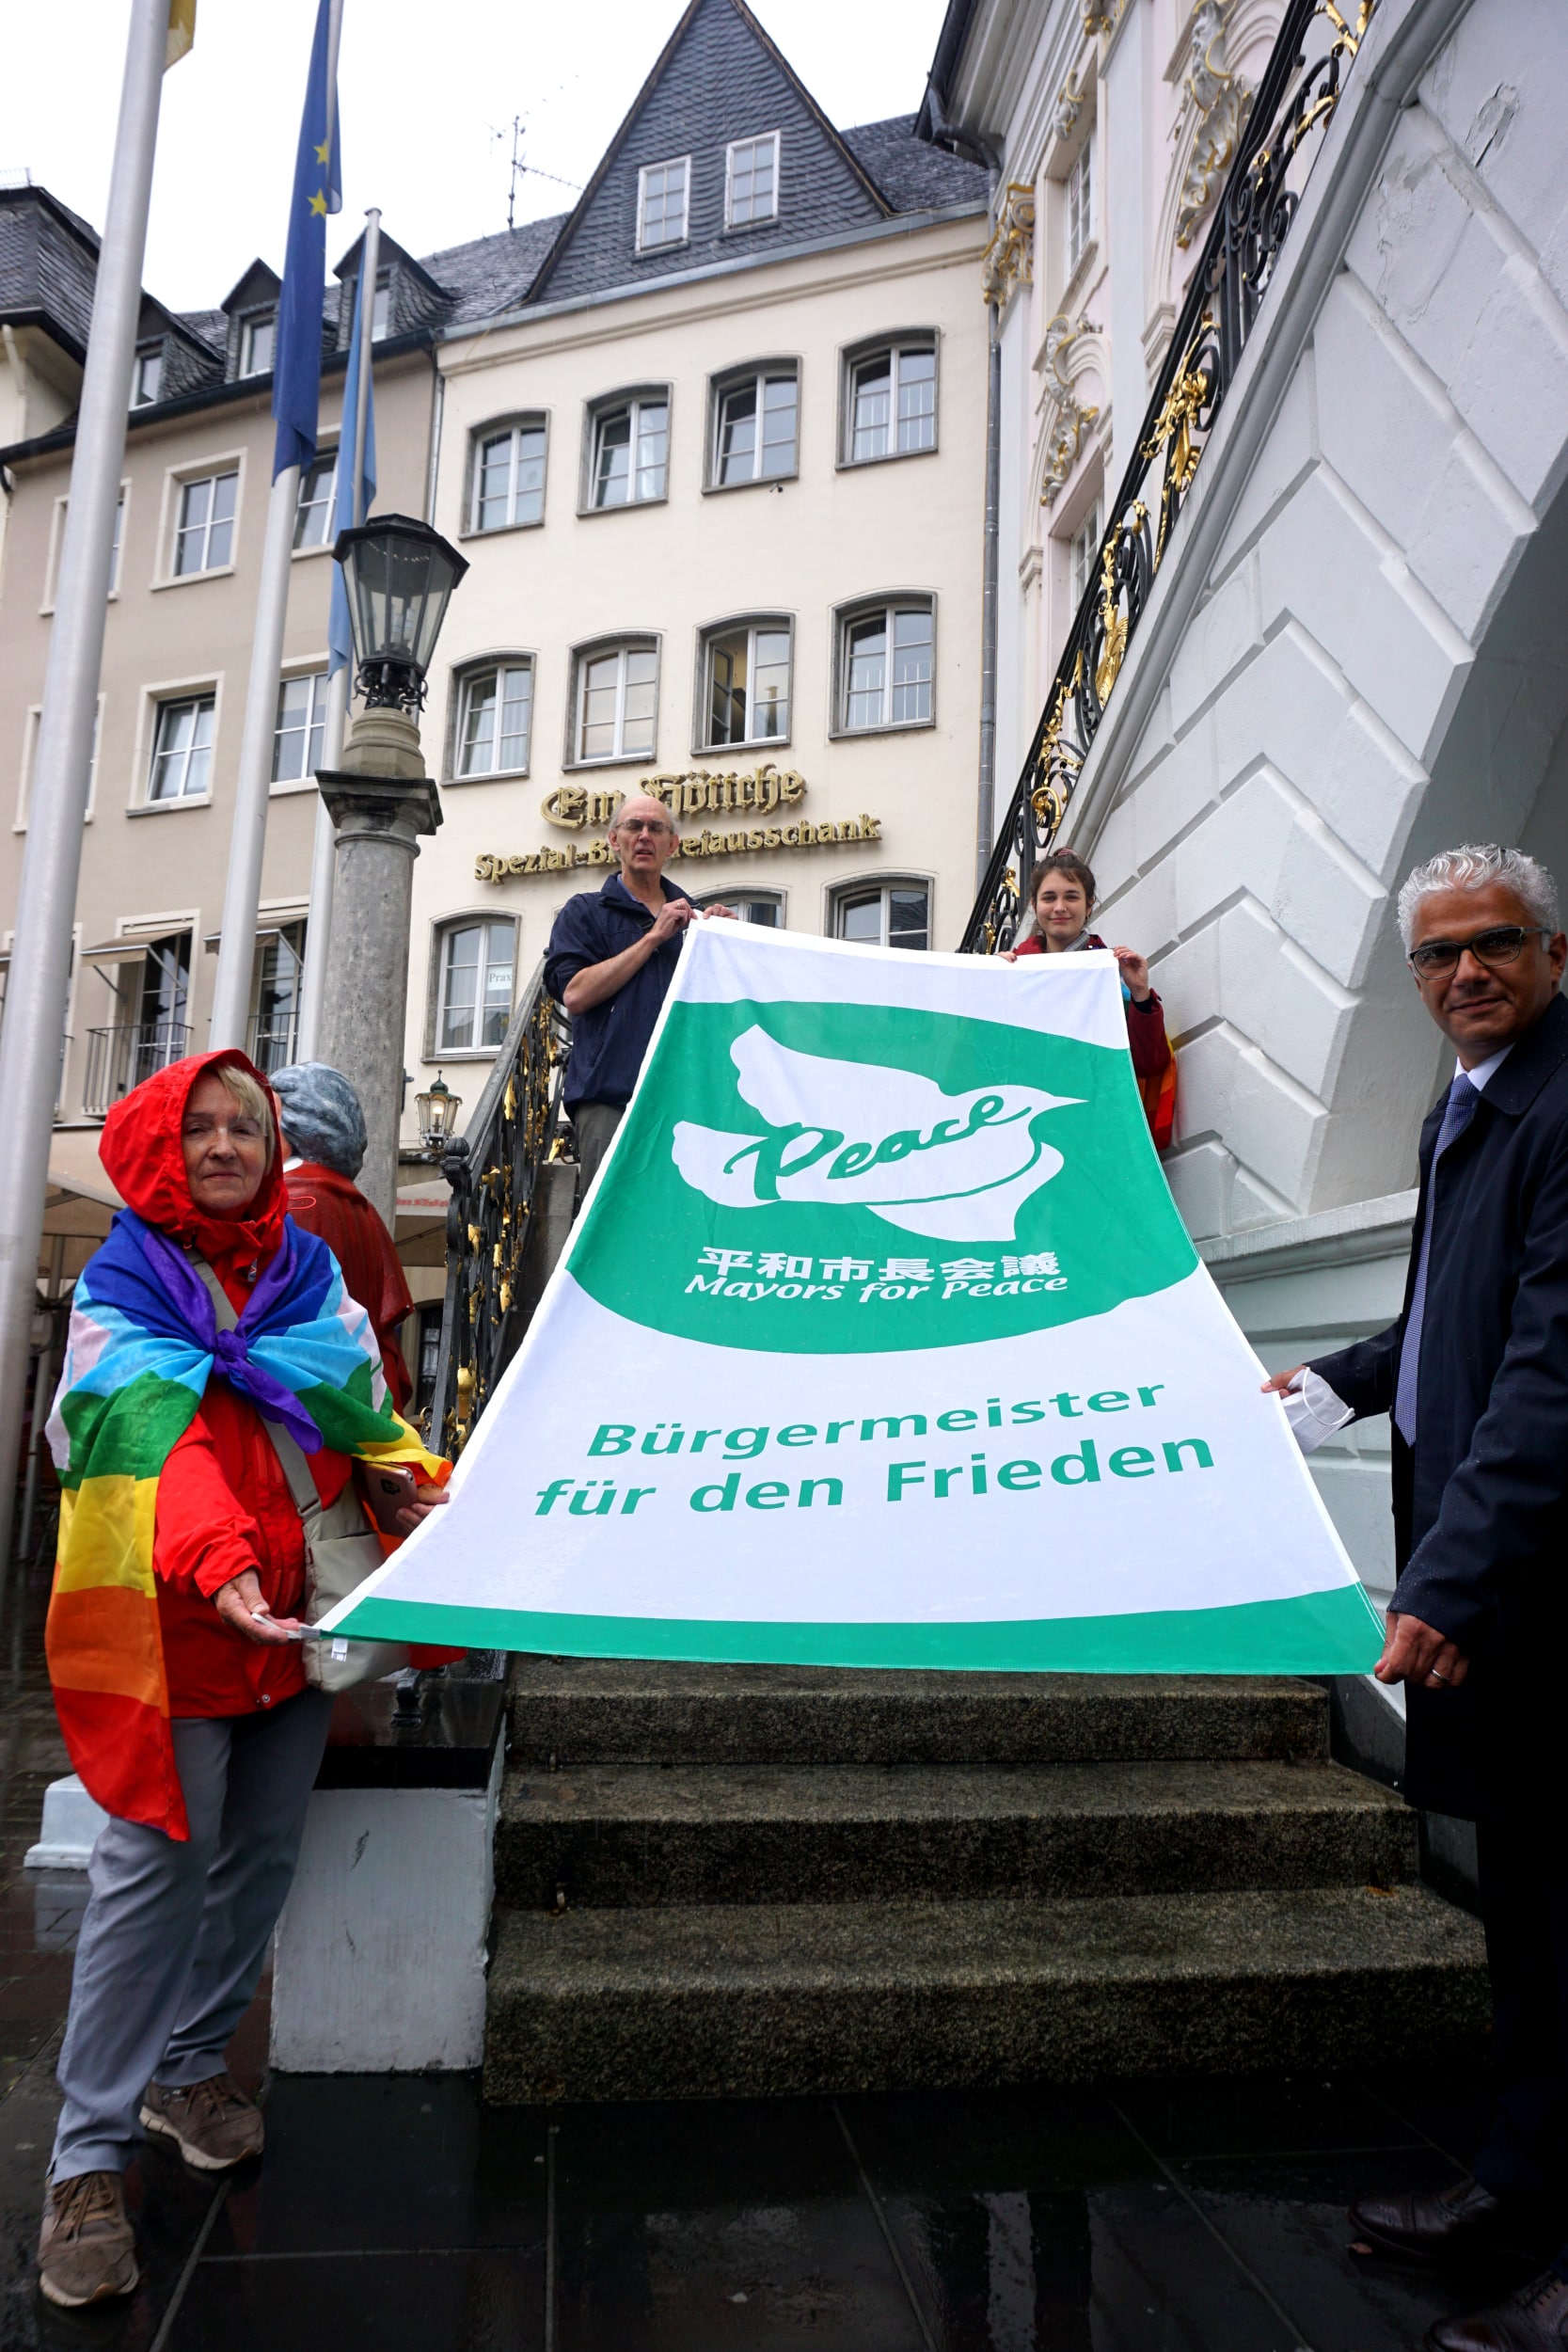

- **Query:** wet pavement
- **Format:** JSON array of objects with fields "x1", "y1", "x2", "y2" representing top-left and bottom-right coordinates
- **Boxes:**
[{"x1": 0, "y1": 1567, "x2": 1544, "y2": 2351}]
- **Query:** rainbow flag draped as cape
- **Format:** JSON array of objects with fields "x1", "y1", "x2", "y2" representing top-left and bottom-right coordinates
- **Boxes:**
[{"x1": 45, "y1": 1209, "x2": 444, "y2": 1838}]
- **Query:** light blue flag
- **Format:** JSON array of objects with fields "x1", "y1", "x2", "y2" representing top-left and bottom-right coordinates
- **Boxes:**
[{"x1": 328, "y1": 262, "x2": 377, "y2": 676}]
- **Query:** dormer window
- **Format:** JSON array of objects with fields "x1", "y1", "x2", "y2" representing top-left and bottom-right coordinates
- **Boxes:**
[
  {"x1": 726, "y1": 134, "x2": 779, "y2": 228},
  {"x1": 131, "y1": 347, "x2": 163, "y2": 408},
  {"x1": 372, "y1": 275, "x2": 390, "y2": 339},
  {"x1": 240, "y1": 312, "x2": 276, "y2": 376},
  {"x1": 637, "y1": 157, "x2": 689, "y2": 252}
]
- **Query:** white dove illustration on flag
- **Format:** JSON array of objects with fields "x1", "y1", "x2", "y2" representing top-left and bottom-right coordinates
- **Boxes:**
[{"x1": 671, "y1": 1025, "x2": 1081, "y2": 1241}]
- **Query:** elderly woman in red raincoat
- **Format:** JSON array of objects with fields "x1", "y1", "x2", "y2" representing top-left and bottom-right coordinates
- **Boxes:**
[{"x1": 38, "y1": 1051, "x2": 447, "y2": 2309}]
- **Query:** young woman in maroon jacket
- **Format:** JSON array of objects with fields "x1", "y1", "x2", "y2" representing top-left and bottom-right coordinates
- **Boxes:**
[{"x1": 1006, "y1": 850, "x2": 1174, "y2": 1133}]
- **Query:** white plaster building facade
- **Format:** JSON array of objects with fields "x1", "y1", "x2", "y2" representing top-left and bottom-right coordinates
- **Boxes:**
[
  {"x1": 930, "y1": 0, "x2": 1568, "y2": 1617},
  {"x1": 922, "y1": 0, "x2": 1288, "y2": 801}
]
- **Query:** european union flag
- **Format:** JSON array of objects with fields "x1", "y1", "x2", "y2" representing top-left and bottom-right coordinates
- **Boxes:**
[{"x1": 272, "y1": 0, "x2": 342, "y2": 480}]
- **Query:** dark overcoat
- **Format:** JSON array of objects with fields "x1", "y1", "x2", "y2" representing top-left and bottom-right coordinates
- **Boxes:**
[{"x1": 1312, "y1": 991, "x2": 1568, "y2": 1820}]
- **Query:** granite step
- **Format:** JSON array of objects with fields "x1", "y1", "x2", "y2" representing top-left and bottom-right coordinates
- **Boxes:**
[
  {"x1": 483, "y1": 1881, "x2": 1489, "y2": 2103},
  {"x1": 507, "y1": 1661, "x2": 1327, "y2": 1767},
  {"x1": 495, "y1": 1757, "x2": 1414, "y2": 1909}
]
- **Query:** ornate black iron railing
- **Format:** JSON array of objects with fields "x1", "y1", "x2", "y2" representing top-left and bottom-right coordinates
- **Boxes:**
[
  {"x1": 426, "y1": 954, "x2": 570, "y2": 1456},
  {"x1": 960, "y1": 0, "x2": 1374, "y2": 955}
]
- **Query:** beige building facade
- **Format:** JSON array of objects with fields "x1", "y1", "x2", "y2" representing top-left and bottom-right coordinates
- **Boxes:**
[
  {"x1": 0, "y1": 2, "x2": 991, "y2": 1282},
  {"x1": 412, "y1": 204, "x2": 991, "y2": 1117}
]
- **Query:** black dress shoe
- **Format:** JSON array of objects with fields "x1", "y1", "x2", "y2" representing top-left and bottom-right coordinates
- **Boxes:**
[
  {"x1": 1350, "y1": 2177, "x2": 1515, "y2": 2263},
  {"x1": 1427, "y1": 2269, "x2": 1568, "y2": 2350}
]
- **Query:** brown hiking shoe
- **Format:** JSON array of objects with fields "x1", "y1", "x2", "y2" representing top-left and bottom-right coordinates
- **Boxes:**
[
  {"x1": 140, "y1": 2072, "x2": 263, "y2": 2170},
  {"x1": 38, "y1": 2169, "x2": 138, "y2": 2308}
]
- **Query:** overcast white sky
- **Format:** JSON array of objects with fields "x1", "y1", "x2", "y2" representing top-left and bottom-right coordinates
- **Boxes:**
[{"x1": 2, "y1": 1, "x2": 951, "y2": 312}]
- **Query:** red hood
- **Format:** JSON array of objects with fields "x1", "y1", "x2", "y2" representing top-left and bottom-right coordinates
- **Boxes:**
[{"x1": 100, "y1": 1049, "x2": 289, "y2": 1269}]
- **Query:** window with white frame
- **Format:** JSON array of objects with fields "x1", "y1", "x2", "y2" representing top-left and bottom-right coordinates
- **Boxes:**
[
  {"x1": 471, "y1": 420, "x2": 546, "y2": 532},
  {"x1": 148, "y1": 693, "x2": 214, "y2": 802},
  {"x1": 713, "y1": 366, "x2": 798, "y2": 486},
  {"x1": 703, "y1": 620, "x2": 791, "y2": 748},
  {"x1": 456, "y1": 661, "x2": 534, "y2": 777},
  {"x1": 293, "y1": 451, "x2": 337, "y2": 548},
  {"x1": 697, "y1": 888, "x2": 781, "y2": 927},
  {"x1": 49, "y1": 493, "x2": 126, "y2": 605},
  {"x1": 252, "y1": 921, "x2": 305, "y2": 1074},
  {"x1": 725, "y1": 133, "x2": 779, "y2": 227},
  {"x1": 1069, "y1": 495, "x2": 1103, "y2": 609},
  {"x1": 19, "y1": 700, "x2": 101, "y2": 828},
  {"x1": 372, "y1": 277, "x2": 390, "y2": 339},
  {"x1": 838, "y1": 600, "x2": 934, "y2": 732},
  {"x1": 637, "y1": 157, "x2": 689, "y2": 251},
  {"x1": 846, "y1": 342, "x2": 937, "y2": 464},
  {"x1": 574, "y1": 642, "x2": 657, "y2": 764},
  {"x1": 272, "y1": 673, "x2": 328, "y2": 785},
  {"x1": 172, "y1": 470, "x2": 238, "y2": 576},
  {"x1": 834, "y1": 882, "x2": 929, "y2": 952},
  {"x1": 131, "y1": 347, "x2": 163, "y2": 407},
  {"x1": 435, "y1": 918, "x2": 516, "y2": 1054},
  {"x1": 590, "y1": 394, "x2": 669, "y2": 508},
  {"x1": 1066, "y1": 134, "x2": 1093, "y2": 276},
  {"x1": 240, "y1": 311, "x2": 276, "y2": 375}
]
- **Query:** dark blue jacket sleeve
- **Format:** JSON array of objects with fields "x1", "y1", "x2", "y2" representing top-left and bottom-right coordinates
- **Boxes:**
[
  {"x1": 1309, "y1": 1326, "x2": 1401, "y2": 1421},
  {"x1": 1392, "y1": 1116, "x2": 1568, "y2": 1645},
  {"x1": 545, "y1": 896, "x2": 602, "y2": 1006}
]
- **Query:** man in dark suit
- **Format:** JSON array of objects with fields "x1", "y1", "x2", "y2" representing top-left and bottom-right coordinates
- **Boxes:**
[{"x1": 1265, "y1": 844, "x2": 1568, "y2": 2352}]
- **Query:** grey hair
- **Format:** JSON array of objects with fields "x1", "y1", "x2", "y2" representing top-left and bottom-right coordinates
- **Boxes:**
[
  {"x1": 214, "y1": 1065, "x2": 276, "y2": 1165},
  {"x1": 1396, "y1": 843, "x2": 1560, "y2": 951}
]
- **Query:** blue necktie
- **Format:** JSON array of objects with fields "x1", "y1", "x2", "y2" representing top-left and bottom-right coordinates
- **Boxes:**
[{"x1": 1394, "y1": 1074, "x2": 1481, "y2": 1444}]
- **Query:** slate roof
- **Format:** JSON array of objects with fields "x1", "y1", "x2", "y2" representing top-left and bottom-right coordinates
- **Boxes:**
[
  {"x1": 0, "y1": 184, "x2": 101, "y2": 360},
  {"x1": 2, "y1": 0, "x2": 984, "y2": 453},
  {"x1": 842, "y1": 115, "x2": 986, "y2": 213}
]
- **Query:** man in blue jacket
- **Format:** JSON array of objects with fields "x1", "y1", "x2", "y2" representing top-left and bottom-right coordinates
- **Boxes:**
[
  {"x1": 1267, "y1": 844, "x2": 1568, "y2": 2352},
  {"x1": 545, "y1": 793, "x2": 711, "y2": 1203}
]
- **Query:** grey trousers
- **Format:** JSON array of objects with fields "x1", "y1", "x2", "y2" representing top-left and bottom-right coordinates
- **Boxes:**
[
  {"x1": 52, "y1": 1687, "x2": 334, "y2": 2180},
  {"x1": 572, "y1": 1100, "x2": 625, "y2": 1213}
]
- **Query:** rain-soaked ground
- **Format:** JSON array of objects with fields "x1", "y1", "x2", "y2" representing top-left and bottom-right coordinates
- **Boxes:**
[{"x1": 0, "y1": 1563, "x2": 1544, "y2": 2352}]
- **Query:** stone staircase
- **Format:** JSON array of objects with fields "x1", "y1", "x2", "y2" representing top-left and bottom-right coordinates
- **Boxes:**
[{"x1": 483, "y1": 1662, "x2": 1489, "y2": 2103}]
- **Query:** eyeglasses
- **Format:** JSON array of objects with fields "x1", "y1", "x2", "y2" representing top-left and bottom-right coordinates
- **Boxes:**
[
  {"x1": 617, "y1": 818, "x2": 671, "y2": 836},
  {"x1": 1408, "y1": 924, "x2": 1551, "y2": 977}
]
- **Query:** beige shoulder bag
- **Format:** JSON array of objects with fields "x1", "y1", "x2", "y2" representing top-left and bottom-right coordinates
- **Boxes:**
[{"x1": 190, "y1": 1258, "x2": 411, "y2": 1692}]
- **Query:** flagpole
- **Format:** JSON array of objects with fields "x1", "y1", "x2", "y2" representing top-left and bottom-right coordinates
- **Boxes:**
[
  {"x1": 297, "y1": 205, "x2": 380, "y2": 1062},
  {"x1": 207, "y1": 463, "x2": 301, "y2": 1049},
  {"x1": 0, "y1": 0, "x2": 171, "y2": 1565}
]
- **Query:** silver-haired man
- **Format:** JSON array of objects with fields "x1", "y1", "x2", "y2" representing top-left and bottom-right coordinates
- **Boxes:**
[{"x1": 1267, "y1": 844, "x2": 1568, "y2": 2352}]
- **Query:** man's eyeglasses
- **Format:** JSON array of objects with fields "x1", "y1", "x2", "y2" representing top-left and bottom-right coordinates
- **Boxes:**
[
  {"x1": 618, "y1": 818, "x2": 671, "y2": 836},
  {"x1": 1408, "y1": 924, "x2": 1552, "y2": 977}
]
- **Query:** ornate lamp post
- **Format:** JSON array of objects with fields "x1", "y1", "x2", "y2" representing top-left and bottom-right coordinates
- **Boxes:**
[
  {"x1": 315, "y1": 515, "x2": 468, "y2": 1223},
  {"x1": 415, "y1": 1072, "x2": 462, "y2": 1158}
]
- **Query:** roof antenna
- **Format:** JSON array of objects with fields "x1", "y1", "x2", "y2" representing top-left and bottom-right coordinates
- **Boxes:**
[{"x1": 490, "y1": 113, "x2": 582, "y2": 230}]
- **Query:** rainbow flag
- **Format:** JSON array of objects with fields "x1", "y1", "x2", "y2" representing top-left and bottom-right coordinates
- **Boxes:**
[{"x1": 45, "y1": 1210, "x2": 443, "y2": 1838}]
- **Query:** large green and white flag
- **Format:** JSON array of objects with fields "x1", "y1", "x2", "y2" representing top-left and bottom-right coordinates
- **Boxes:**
[{"x1": 326, "y1": 924, "x2": 1381, "y2": 1672}]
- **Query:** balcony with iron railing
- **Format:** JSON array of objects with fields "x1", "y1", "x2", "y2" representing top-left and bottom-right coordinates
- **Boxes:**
[
  {"x1": 82, "y1": 1020, "x2": 192, "y2": 1118},
  {"x1": 961, "y1": 0, "x2": 1375, "y2": 956},
  {"x1": 249, "y1": 1009, "x2": 301, "y2": 1076}
]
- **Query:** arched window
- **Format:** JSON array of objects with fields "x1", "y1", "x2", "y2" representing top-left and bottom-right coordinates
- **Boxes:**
[
  {"x1": 469, "y1": 417, "x2": 547, "y2": 532},
  {"x1": 834, "y1": 597, "x2": 935, "y2": 734},
  {"x1": 832, "y1": 880, "x2": 930, "y2": 952},
  {"x1": 431, "y1": 916, "x2": 517, "y2": 1055}
]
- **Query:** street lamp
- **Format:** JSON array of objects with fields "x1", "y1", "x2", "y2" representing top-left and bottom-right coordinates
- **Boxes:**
[
  {"x1": 313, "y1": 515, "x2": 470, "y2": 1223},
  {"x1": 332, "y1": 514, "x2": 468, "y2": 712},
  {"x1": 416, "y1": 1072, "x2": 462, "y2": 1156}
]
